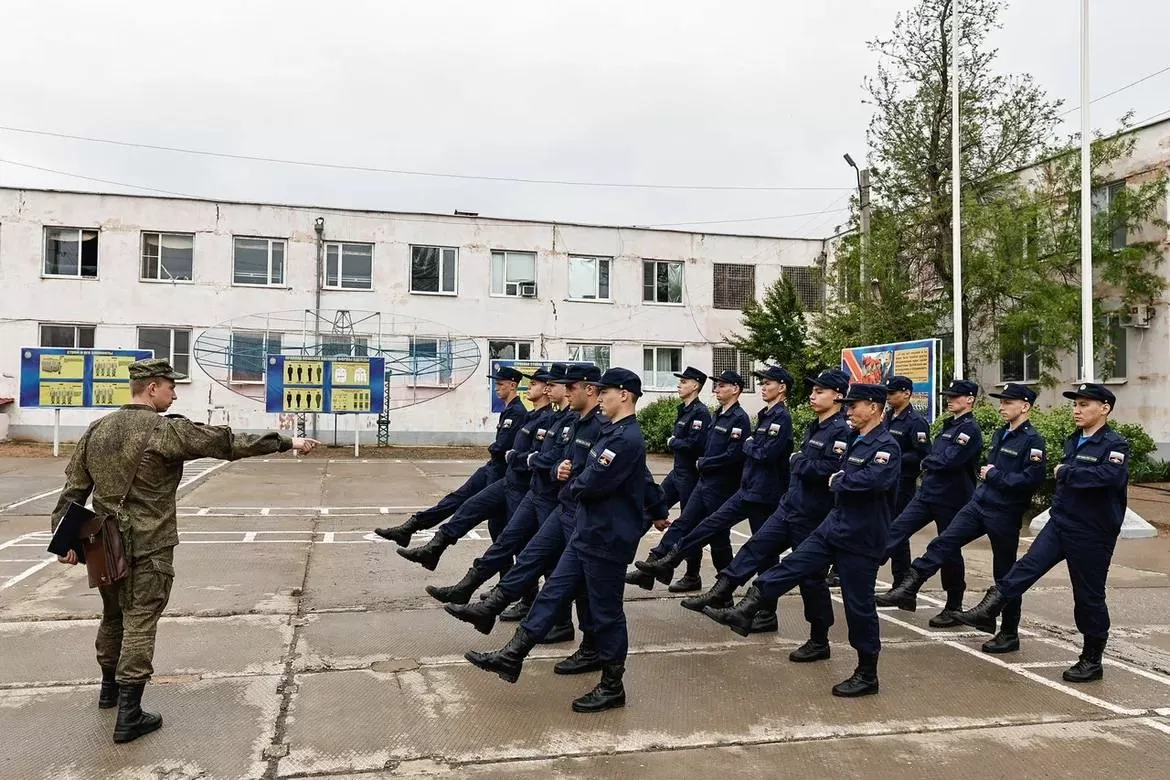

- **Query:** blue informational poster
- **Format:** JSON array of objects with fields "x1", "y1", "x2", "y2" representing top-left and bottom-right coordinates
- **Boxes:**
[
  {"x1": 488, "y1": 359, "x2": 595, "y2": 413},
  {"x1": 840, "y1": 338, "x2": 941, "y2": 421},
  {"x1": 264, "y1": 355, "x2": 386, "y2": 414},
  {"x1": 19, "y1": 347, "x2": 154, "y2": 408}
]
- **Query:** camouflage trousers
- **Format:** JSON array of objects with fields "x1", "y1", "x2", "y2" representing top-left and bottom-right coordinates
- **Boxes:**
[{"x1": 96, "y1": 546, "x2": 176, "y2": 684}]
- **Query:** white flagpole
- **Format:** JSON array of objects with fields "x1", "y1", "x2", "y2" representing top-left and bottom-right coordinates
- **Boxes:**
[
  {"x1": 951, "y1": 0, "x2": 964, "y2": 379},
  {"x1": 1079, "y1": 0, "x2": 1094, "y2": 381}
]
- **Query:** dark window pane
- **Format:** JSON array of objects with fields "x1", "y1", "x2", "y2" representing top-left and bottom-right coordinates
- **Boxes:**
[
  {"x1": 138, "y1": 328, "x2": 172, "y2": 362},
  {"x1": 598, "y1": 259, "x2": 610, "y2": 299},
  {"x1": 234, "y1": 238, "x2": 273, "y2": 284},
  {"x1": 45, "y1": 229, "x2": 80, "y2": 276},
  {"x1": 341, "y1": 244, "x2": 373, "y2": 289},
  {"x1": 518, "y1": 343, "x2": 531, "y2": 360},
  {"x1": 159, "y1": 234, "x2": 193, "y2": 280},
  {"x1": 412, "y1": 246, "x2": 440, "y2": 292},
  {"x1": 80, "y1": 231, "x2": 99, "y2": 277},
  {"x1": 41, "y1": 325, "x2": 76, "y2": 347},
  {"x1": 642, "y1": 262, "x2": 655, "y2": 301},
  {"x1": 77, "y1": 327, "x2": 95, "y2": 348},
  {"x1": 441, "y1": 249, "x2": 456, "y2": 291}
]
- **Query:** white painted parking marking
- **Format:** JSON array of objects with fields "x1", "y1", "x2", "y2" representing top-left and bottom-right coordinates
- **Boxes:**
[
  {"x1": 242, "y1": 532, "x2": 257, "y2": 542},
  {"x1": 1, "y1": 557, "x2": 56, "y2": 590},
  {"x1": 322, "y1": 532, "x2": 335, "y2": 544},
  {"x1": 0, "y1": 489, "x2": 63, "y2": 512}
]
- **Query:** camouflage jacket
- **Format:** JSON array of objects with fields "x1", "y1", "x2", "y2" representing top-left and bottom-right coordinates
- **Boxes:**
[{"x1": 50, "y1": 405, "x2": 292, "y2": 556}]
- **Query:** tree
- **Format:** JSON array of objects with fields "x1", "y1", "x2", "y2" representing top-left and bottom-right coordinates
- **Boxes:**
[{"x1": 724, "y1": 275, "x2": 812, "y2": 376}]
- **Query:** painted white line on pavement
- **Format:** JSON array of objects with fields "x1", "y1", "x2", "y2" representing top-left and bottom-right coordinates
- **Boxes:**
[
  {"x1": 260, "y1": 508, "x2": 271, "y2": 516},
  {"x1": 1141, "y1": 717, "x2": 1170, "y2": 737},
  {"x1": 242, "y1": 532, "x2": 257, "y2": 542},
  {"x1": 0, "y1": 557, "x2": 56, "y2": 590},
  {"x1": 196, "y1": 508, "x2": 210, "y2": 516},
  {"x1": 0, "y1": 489, "x2": 63, "y2": 512},
  {"x1": 0, "y1": 532, "x2": 43, "y2": 552},
  {"x1": 0, "y1": 558, "x2": 53, "y2": 563},
  {"x1": 322, "y1": 532, "x2": 335, "y2": 544}
]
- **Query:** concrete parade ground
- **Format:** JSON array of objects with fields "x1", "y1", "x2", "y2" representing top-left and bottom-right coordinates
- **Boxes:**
[{"x1": 3, "y1": 452, "x2": 1170, "y2": 779}]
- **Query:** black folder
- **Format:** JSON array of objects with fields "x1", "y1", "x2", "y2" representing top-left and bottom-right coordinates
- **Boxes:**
[{"x1": 46, "y1": 501, "x2": 94, "y2": 563}]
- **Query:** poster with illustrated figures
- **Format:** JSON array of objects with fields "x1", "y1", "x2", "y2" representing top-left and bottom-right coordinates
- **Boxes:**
[
  {"x1": 264, "y1": 355, "x2": 385, "y2": 414},
  {"x1": 19, "y1": 347, "x2": 153, "y2": 408}
]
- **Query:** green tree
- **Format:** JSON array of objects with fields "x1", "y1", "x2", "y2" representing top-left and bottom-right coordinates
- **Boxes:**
[{"x1": 724, "y1": 274, "x2": 813, "y2": 377}]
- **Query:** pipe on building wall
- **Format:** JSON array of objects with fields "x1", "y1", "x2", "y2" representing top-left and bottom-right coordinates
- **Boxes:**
[{"x1": 313, "y1": 216, "x2": 325, "y2": 439}]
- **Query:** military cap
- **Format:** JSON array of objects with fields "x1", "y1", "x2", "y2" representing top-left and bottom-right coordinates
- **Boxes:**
[
  {"x1": 808, "y1": 369, "x2": 851, "y2": 394},
  {"x1": 549, "y1": 362, "x2": 568, "y2": 380},
  {"x1": 885, "y1": 375, "x2": 914, "y2": 393},
  {"x1": 527, "y1": 366, "x2": 555, "y2": 384},
  {"x1": 840, "y1": 383, "x2": 888, "y2": 405},
  {"x1": 989, "y1": 382, "x2": 1038, "y2": 404},
  {"x1": 941, "y1": 379, "x2": 980, "y2": 397},
  {"x1": 673, "y1": 366, "x2": 708, "y2": 384},
  {"x1": 554, "y1": 364, "x2": 602, "y2": 384},
  {"x1": 588, "y1": 367, "x2": 643, "y2": 397},
  {"x1": 1062, "y1": 382, "x2": 1116, "y2": 406},
  {"x1": 487, "y1": 366, "x2": 525, "y2": 383},
  {"x1": 753, "y1": 364, "x2": 795, "y2": 389},
  {"x1": 711, "y1": 369, "x2": 745, "y2": 389},
  {"x1": 128, "y1": 358, "x2": 187, "y2": 381}
]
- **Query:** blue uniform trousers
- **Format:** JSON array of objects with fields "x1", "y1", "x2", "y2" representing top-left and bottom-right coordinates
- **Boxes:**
[
  {"x1": 660, "y1": 470, "x2": 698, "y2": 512},
  {"x1": 756, "y1": 526, "x2": 881, "y2": 655},
  {"x1": 412, "y1": 462, "x2": 500, "y2": 529},
  {"x1": 913, "y1": 501, "x2": 1024, "y2": 630},
  {"x1": 437, "y1": 479, "x2": 525, "y2": 544},
  {"x1": 998, "y1": 521, "x2": 1116, "y2": 641},
  {"x1": 471, "y1": 492, "x2": 558, "y2": 577},
  {"x1": 676, "y1": 491, "x2": 775, "y2": 562},
  {"x1": 521, "y1": 544, "x2": 627, "y2": 662},
  {"x1": 652, "y1": 484, "x2": 734, "y2": 571},
  {"x1": 884, "y1": 495, "x2": 966, "y2": 596},
  {"x1": 497, "y1": 505, "x2": 587, "y2": 628},
  {"x1": 885, "y1": 476, "x2": 918, "y2": 583}
]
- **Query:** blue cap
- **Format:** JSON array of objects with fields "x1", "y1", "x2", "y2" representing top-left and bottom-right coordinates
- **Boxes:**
[
  {"x1": 549, "y1": 362, "x2": 568, "y2": 380},
  {"x1": 941, "y1": 379, "x2": 980, "y2": 397},
  {"x1": 711, "y1": 370, "x2": 745, "y2": 389},
  {"x1": 589, "y1": 367, "x2": 643, "y2": 397},
  {"x1": 841, "y1": 383, "x2": 889, "y2": 405},
  {"x1": 886, "y1": 375, "x2": 914, "y2": 393},
  {"x1": 753, "y1": 365, "x2": 795, "y2": 389},
  {"x1": 554, "y1": 364, "x2": 602, "y2": 384},
  {"x1": 989, "y1": 382, "x2": 1037, "y2": 403},
  {"x1": 527, "y1": 366, "x2": 555, "y2": 383},
  {"x1": 488, "y1": 366, "x2": 525, "y2": 383},
  {"x1": 1062, "y1": 382, "x2": 1116, "y2": 406},
  {"x1": 673, "y1": 366, "x2": 708, "y2": 384},
  {"x1": 808, "y1": 369, "x2": 850, "y2": 394}
]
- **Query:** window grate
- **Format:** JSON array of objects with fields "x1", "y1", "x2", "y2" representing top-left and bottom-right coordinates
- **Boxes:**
[
  {"x1": 713, "y1": 263, "x2": 755, "y2": 309},
  {"x1": 782, "y1": 266, "x2": 825, "y2": 312}
]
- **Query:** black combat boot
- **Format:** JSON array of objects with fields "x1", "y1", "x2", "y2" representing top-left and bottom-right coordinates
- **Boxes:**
[
  {"x1": 789, "y1": 624, "x2": 831, "y2": 663},
  {"x1": 396, "y1": 533, "x2": 455, "y2": 570},
  {"x1": 374, "y1": 515, "x2": 426, "y2": 547},
  {"x1": 668, "y1": 573, "x2": 703, "y2": 593},
  {"x1": 499, "y1": 587, "x2": 537, "y2": 622},
  {"x1": 928, "y1": 589, "x2": 967, "y2": 628},
  {"x1": 626, "y1": 551, "x2": 660, "y2": 591},
  {"x1": 680, "y1": 575, "x2": 736, "y2": 612},
  {"x1": 555, "y1": 637, "x2": 603, "y2": 675},
  {"x1": 571, "y1": 663, "x2": 626, "y2": 713},
  {"x1": 112, "y1": 682, "x2": 163, "y2": 744},
  {"x1": 831, "y1": 653, "x2": 879, "y2": 697},
  {"x1": 445, "y1": 586, "x2": 511, "y2": 635},
  {"x1": 425, "y1": 566, "x2": 490, "y2": 605},
  {"x1": 1062, "y1": 636, "x2": 1106, "y2": 683},
  {"x1": 702, "y1": 584, "x2": 767, "y2": 637},
  {"x1": 875, "y1": 568, "x2": 928, "y2": 612},
  {"x1": 748, "y1": 594, "x2": 779, "y2": 634},
  {"x1": 951, "y1": 586, "x2": 1004, "y2": 635},
  {"x1": 635, "y1": 545, "x2": 688, "y2": 586},
  {"x1": 981, "y1": 631, "x2": 1020, "y2": 654},
  {"x1": 538, "y1": 622, "x2": 575, "y2": 644},
  {"x1": 465, "y1": 626, "x2": 538, "y2": 683},
  {"x1": 98, "y1": 666, "x2": 119, "y2": 709}
]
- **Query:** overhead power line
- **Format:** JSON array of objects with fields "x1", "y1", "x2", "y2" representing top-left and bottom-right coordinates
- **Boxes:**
[{"x1": 1059, "y1": 64, "x2": 1170, "y2": 117}]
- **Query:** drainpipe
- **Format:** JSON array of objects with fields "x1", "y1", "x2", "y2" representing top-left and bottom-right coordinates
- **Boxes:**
[{"x1": 313, "y1": 217, "x2": 325, "y2": 439}]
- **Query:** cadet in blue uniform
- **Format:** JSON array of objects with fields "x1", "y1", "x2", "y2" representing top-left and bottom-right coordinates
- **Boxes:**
[
  {"x1": 879, "y1": 375, "x2": 932, "y2": 584},
  {"x1": 396, "y1": 366, "x2": 557, "y2": 570},
  {"x1": 375, "y1": 366, "x2": 528, "y2": 545},
  {"x1": 626, "y1": 366, "x2": 712, "y2": 592},
  {"x1": 877, "y1": 383, "x2": 1046, "y2": 654},
  {"x1": 880, "y1": 379, "x2": 983, "y2": 626},
  {"x1": 704, "y1": 383, "x2": 899, "y2": 698},
  {"x1": 463, "y1": 368, "x2": 651, "y2": 713},
  {"x1": 681, "y1": 370, "x2": 851, "y2": 663},
  {"x1": 955, "y1": 383, "x2": 1129, "y2": 683},
  {"x1": 637, "y1": 365, "x2": 794, "y2": 630}
]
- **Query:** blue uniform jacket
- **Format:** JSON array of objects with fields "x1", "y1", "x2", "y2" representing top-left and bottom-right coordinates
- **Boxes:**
[
  {"x1": 782, "y1": 411, "x2": 851, "y2": 525},
  {"x1": 667, "y1": 400, "x2": 712, "y2": 476},
  {"x1": 487, "y1": 396, "x2": 529, "y2": 474},
  {"x1": 555, "y1": 404, "x2": 606, "y2": 515},
  {"x1": 917, "y1": 412, "x2": 983, "y2": 507},
  {"x1": 528, "y1": 408, "x2": 578, "y2": 499},
  {"x1": 504, "y1": 404, "x2": 556, "y2": 489},
  {"x1": 886, "y1": 406, "x2": 932, "y2": 480},
  {"x1": 1051, "y1": 426, "x2": 1130, "y2": 537},
  {"x1": 823, "y1": 424, "x2": 901, "y2": 557},
  {"x1": 695, "y1": 402, "x2": 752, "y2": 495},
  {"x1": 974, "y1": 421, "x2": 1047, "y2": 514},
  {"x1": 568, "y1": 415, "x2": 648, "y2": 564},
  {"x1": 739, "y1": 402, "x2": 794, "y2": 504}
]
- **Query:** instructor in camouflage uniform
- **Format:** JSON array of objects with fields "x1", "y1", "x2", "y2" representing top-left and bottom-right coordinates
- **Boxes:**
[{"x1": 50, "y1": 359, "x2": 318, "y2": 744}]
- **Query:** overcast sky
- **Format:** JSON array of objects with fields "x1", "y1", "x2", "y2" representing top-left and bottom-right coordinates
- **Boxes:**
[{"x1": 1, "y1": 0, "x2": 1167, "y2": 238}]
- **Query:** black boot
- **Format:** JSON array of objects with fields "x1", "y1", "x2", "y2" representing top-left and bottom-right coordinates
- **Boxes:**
[
  {"x1": 626, "y1": 552, "x2": 659, "y2": 591},
  {"x1": 555, "y1": 638, "x2": 603, "y2": 675},
  {"x1": 499, "y1": 590, "x2": 536, "y2": 622},
  {"x1": 538, "y1": 622, "x2": 575, "y2": 644},
  {"x1": 669, "y1": 573, "x2": 703, "y2": 593},
  {"x1": 464, "y1": 626, "x2": 537, "y2": 683},
  {"x1": 832, "y1": 653, "x2": 879, "y2": 697},
  {"x1": 98, "y1": 666, "x2": 119, "y2": 710},
  {"x1": 374, "y1": 515, "x2": 426, "y2": 547},
  {"x1": 396, "y1": 533, "x2": 455, "y2": 570},
  {"x1": 825, "y1": 567, "x2": 840, "y2": 588},
  {"x1": 981, "y1": 631, "x2": 1020, "y2": 654},
  {"x1": 1063, "y1": 636, "x2": 1106, "y2": 683},
  {"x1": 951, "y1": 586, "x2": 1004, "y2": 635},
  {"x1": 790, "y1": 625, "x2": 831, "y2": 663},
  {"x1": 425, "y1": 566, "x2": 489, "y2": 605},
  {"x1": 635, "y1": 545, "x2": 687, "y2": 586},
  {"x1": 875, "y1": 568, "x2": 927, "y2": 612},
  {"x1": 680, "y1": 576, "x2": 736, "y2": 612},
  {"x1": 748, "y1": 603, "x2": 779, "y2": 634},
  {"x1": 927, "y1": 589, "x2": 966, "y2": 628},
  {"x1": 445, "y1": 586, "x2": 512, "y2": 635},
  {"x1": 702, "y1": 584, "x2": 767, "y2": 637},
  {"x1": 571, "y1": 663, "x2": 626, "y2": 713},
  {"x1": 112, "y1": 682, "x2": 162, "y2": 744}
]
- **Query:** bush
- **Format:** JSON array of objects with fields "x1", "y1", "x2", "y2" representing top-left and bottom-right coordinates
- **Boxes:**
[{"x1": 637, "y1": 396, "x2": 680, "y2": 453}]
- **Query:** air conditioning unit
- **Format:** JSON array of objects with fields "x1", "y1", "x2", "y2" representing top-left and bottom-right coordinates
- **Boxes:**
[
  {"x1": 519, "y1": 282, "x2": 538, "y2": 298},
  {"x1": 1122, "y1": 304, "x2": 1152, "y2": 328}
]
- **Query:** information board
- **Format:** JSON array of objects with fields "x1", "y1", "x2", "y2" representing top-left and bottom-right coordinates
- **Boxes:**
[
  {"x1": 19, "y1": 347, "x2": 154, "y2": 409},
  {"x1": 840, "y1": 338, "x2": 941, "y2": 421},
  {"x1": 264, "y1": 355, "x2": 385, "y2": 414}
]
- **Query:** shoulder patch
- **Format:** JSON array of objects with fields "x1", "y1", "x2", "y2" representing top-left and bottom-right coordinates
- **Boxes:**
[
  {"x1": 768, "y1": 423, "x2": 781, "y2": 436},
  {"x1": 692, "y1": 419, "x2": 704, "y2": 430},
  {"x1": 502, "y1": 418, "x2": 513, "y2": 429},
  {"x1": 917, "y1": 431, "x2": 928, "y2": 443},
  {"x1": 536, "y1": 428, "x2": 547, "y2": 440},
  {"x1": 832, "y1": 441, "x2": 847, "y2": 455},
  {"x1": 598, "y1": 448, "x2": 617, "y2": 466},
  {"x1": 1029, "y1": 448, "x2": 1043, "y2": 462},
  {"x1": 1108, "y1": 450, "x2": 1126, "y2": 464},
  {"x1": 560, "y1": 427, "x2": 572, "y2": 442},
  {"x1": 873, "y1": 451, "x2": 891, "y2": 465},
  {"x1": 730, "y1": 427, "x2": 743, "y2": 439},
  {"x1": 956, "y1": 432, "x2": 970, "y2": 445}
]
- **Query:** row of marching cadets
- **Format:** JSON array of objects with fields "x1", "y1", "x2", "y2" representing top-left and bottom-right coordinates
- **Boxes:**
[{"x1": 375, "y1": 359, "x2": 1130, "y2": 711}]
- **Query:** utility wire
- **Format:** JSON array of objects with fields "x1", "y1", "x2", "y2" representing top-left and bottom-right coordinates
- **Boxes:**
[{"x1": 1059, "y1": 64, "x2": 1170, "y2": 117}]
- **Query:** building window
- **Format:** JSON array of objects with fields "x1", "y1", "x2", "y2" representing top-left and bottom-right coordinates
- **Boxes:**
[
  {"x1": 411, "y1": 337, "x2": 454, "y2": 385},
  {"x1": 410, "y1": 245, "x2": 457, "y2": 294},
  {"x1": 490, "y1": 250, "x2": 537, "y2": 297},
  {"x1": 567, "y1": 256, "x2": 611, "y2": 301},
  {"x1": 321, "y1": 336, "x2": 370, "y2": 358},
  {"x1": 230, "y1": 331, "x2": 282, "y2": 383},
  {"x1": 325, "y1": 242, "x2": 374, "y2": 290},
  {"x1": 141, "y1": 232, "x2": 194, "y2": 282},
  {"x1": 643, "y1": 346, "x2": 683, "y2": 389},
  {"x1": 642, "y1": 260, "x2": 683, "y2": 304},
  {"x1": 782, "y1": 266, "x2": 826, "y2": 312},
  {"x1": 233, "y1": 237, "x2": 286, "y2": 286},
  {"x1": 44, "y1": 228, "x2": 98, "y2": 278},
  {"x1": 1091, "y1": 181, "x2": 1128, "y2": 251},
  {"x1": 568, "y1": 343, "x2": 611, "y2": 371},
  {"x1": 40, "y1": 324, "x2": 95, "y2": 349},
  {"x1": 713, "y1": 263, "x2": 755, "y2": 310},
  {"x1": 712, "y1": 346, "x2": 755, "y2": 391},
  {"x1": 138, "y1": 328, "x2": 192, "y2": 377},
  {"x1": 1000, "y1": 332, "x2": 1040, "y2": 383},
  {"x1": 1076, "y1": 316, "x2": 1128, "y2": 381},
  {"x1": 489, "y1": 341, "x2": 532, "y2": 361}
]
